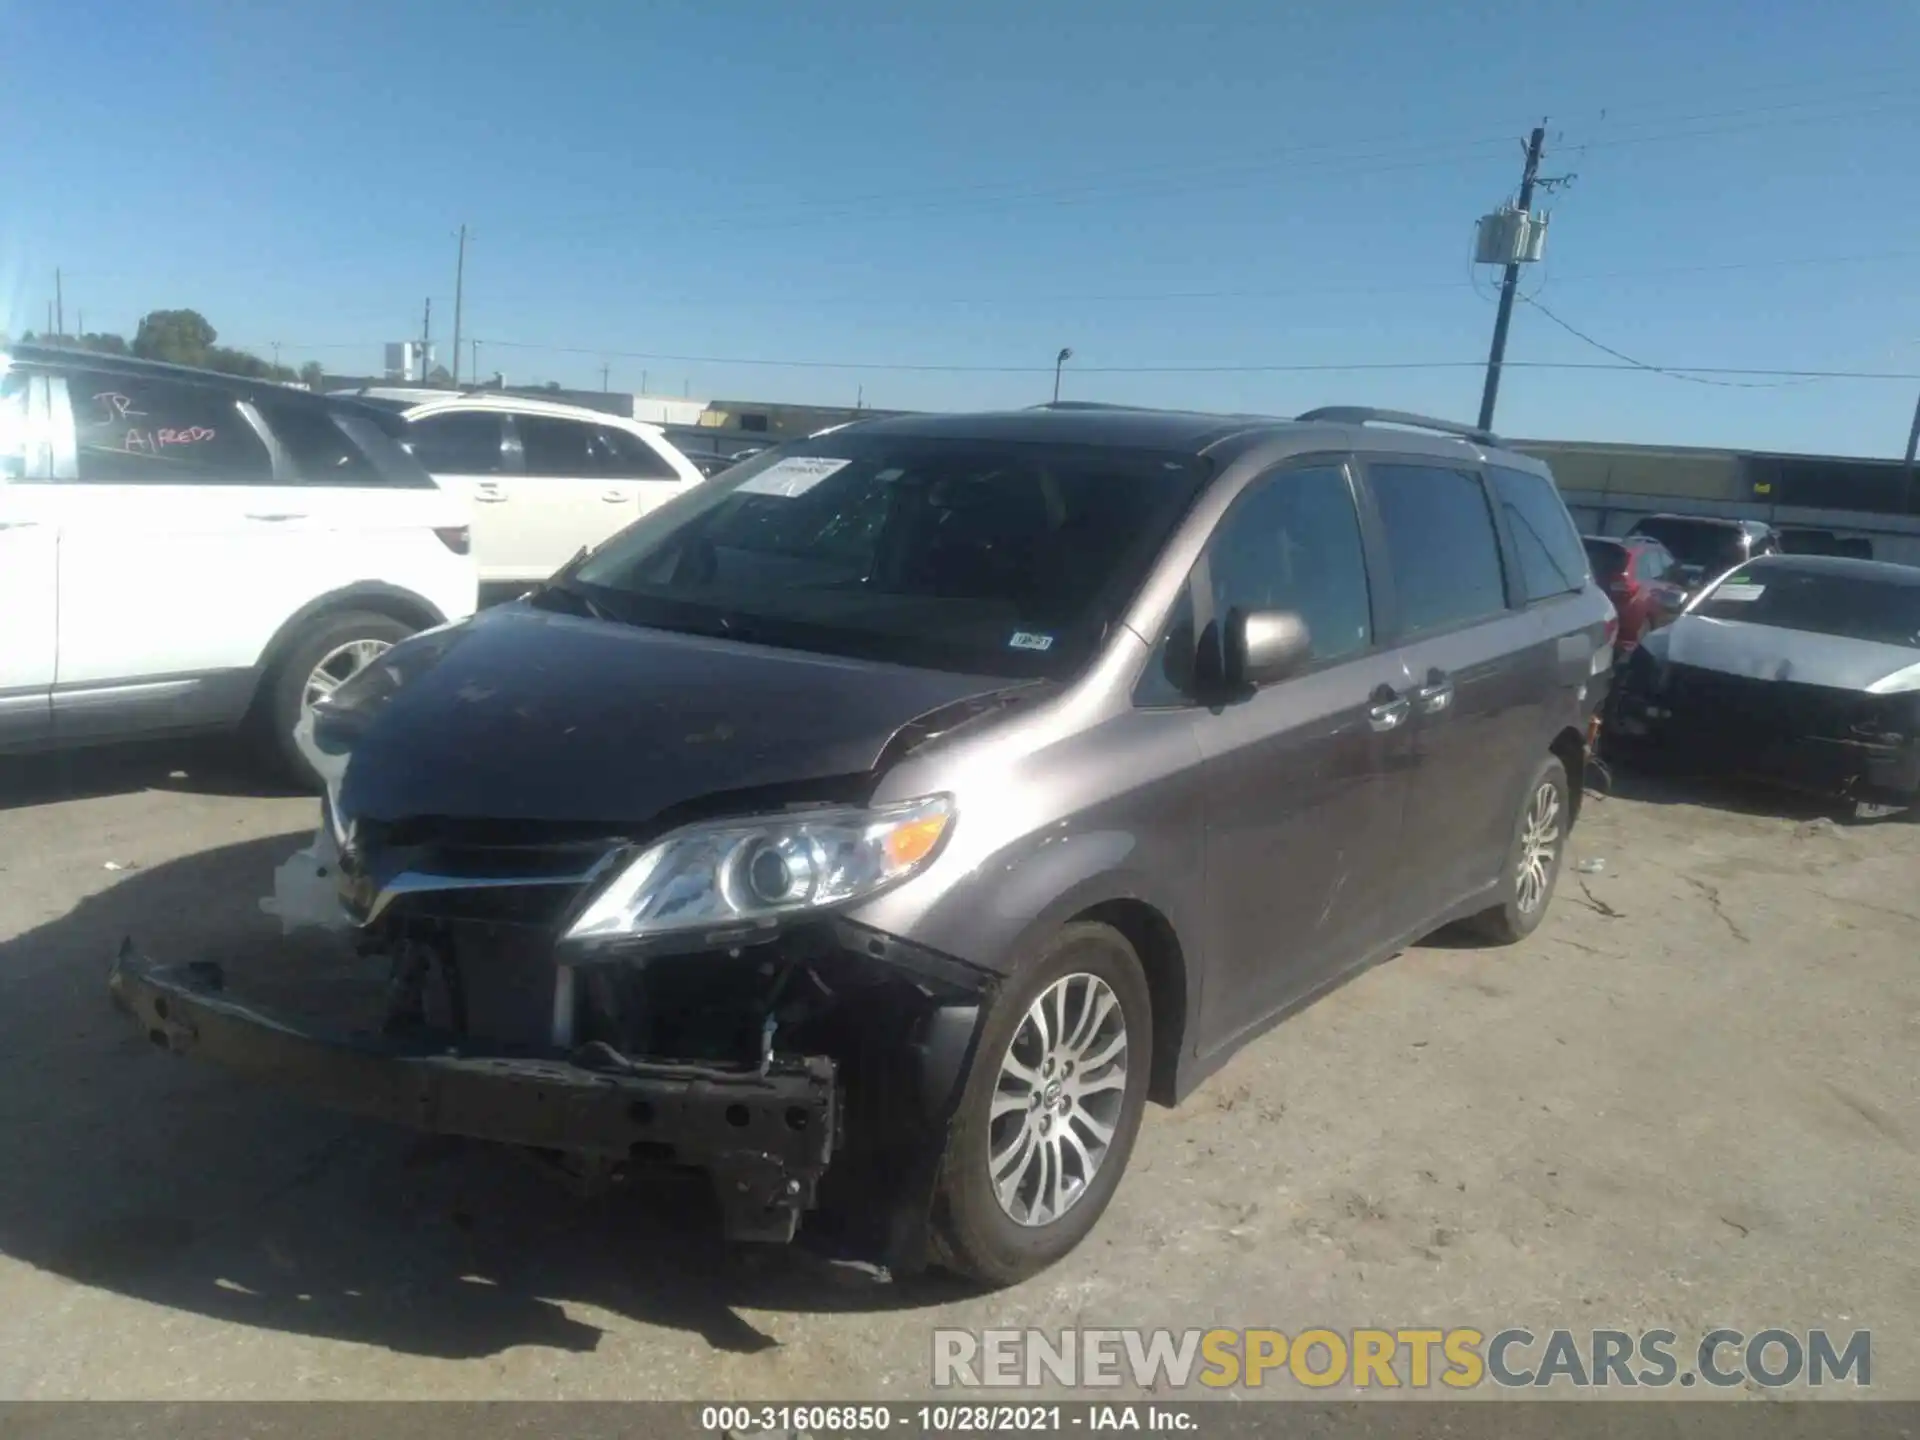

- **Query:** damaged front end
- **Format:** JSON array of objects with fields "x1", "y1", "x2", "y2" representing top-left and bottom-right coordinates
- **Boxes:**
[
  {"x1": 112, "y1": 720, "x2": 1000, "y2": 1265},
  {"x1": 1611, "y1": 650, "x2": 1920, "y2": 805}
]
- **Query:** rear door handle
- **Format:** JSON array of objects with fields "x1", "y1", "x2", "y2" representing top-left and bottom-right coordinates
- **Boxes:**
[
  {"x1": 1368, "y1": 688, "x2": 1410, "y2": 732},
  {"x1": 472, "y1": 486, "x2": 509, "y2": 504},
  {"x1": 0, "y1": 520, "x2": 42, "y2": 530},
  {"x1": 245, "y1": 512, "x2": 307, "y2": 522},
  {"x1": 1414, "y1": 669, "x2": 1455, "y2": 714},
  {"x1": 600, "y1": 489, "x2": 630, "y2": 504}
]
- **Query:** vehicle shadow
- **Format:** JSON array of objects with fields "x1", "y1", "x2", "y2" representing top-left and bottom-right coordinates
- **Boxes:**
[
  {"x1": 0, "y1": 832, "x2": 980, "y2": 1364},
  {"x1": 0, "y1": 739, "x2": 302, "y2": 810},
  {"x1": 1593, "y1": 754, "x2": 1867, "y2": 823}
]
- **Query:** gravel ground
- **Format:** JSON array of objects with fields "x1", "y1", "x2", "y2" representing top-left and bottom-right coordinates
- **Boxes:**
[{"x1": 0, "y1": 742, "x2": 1914, "y2": 1401}]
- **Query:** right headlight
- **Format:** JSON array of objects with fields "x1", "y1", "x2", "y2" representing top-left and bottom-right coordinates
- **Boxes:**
[{"x1": 563, "y1": 795, "x2": 955, "y2": 947}]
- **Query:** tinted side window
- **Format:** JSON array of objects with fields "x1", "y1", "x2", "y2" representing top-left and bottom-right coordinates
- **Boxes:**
[
  {"x1": 259, "y1": 401, "x2": 382, "y2": 485},
  {"x1": 1583, "y1": 540, "x2": 1627, "y2": 581},
  {"x1": 406, "y1": 411, "x2": 504, "y2": 474},
  {"x1": 1367, "y1": 463, "x2": 1507, "y2": 636},
  {"x1": 517, "y1": 415, "x2": 600, "y2": 477},
  {"x1": 1488, "y1": 464, "x2": 1586, "y2": 601},
  {"x1": 1633, "y1": 545, "x2": 1670, "y2": 583},
  {"x1": 604, "y1": 428, "x2": 682, "y2": 480},
  {"x1": 1206, "y1": 464, "x2": 1372, "y2": 665},
  {"x1": 65, "y1": 371, "x2": 270, "y2": 484}
]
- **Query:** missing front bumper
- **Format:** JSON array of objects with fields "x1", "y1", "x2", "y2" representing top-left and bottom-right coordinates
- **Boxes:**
[{"x1": 108, "y1": 942, "x2": 838, "y2": 1243}]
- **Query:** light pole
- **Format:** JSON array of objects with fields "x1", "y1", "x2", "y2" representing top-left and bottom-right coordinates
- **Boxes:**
[{"x1": 1053, "y1": 346, "x2": 1073, "y2": 404}]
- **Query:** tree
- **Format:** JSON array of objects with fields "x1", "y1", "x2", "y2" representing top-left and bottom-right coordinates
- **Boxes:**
[
  {"x1": 299, "y1": 361, "x2": 325, "y2": 391},
  {"x1": 75, "y1": 332, "x2": 129, "y2": 355},
  {"x1": 132, "y1": 309, "x2": 217, "y2": 367}
]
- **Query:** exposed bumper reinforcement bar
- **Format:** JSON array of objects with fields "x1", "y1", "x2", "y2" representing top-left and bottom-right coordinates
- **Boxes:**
[{"x1": 107, "y1": 941, "x2": 838, "y2": 1243}]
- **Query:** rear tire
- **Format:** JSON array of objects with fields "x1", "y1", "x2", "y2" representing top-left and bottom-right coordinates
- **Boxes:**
[
  {"x1": 1465, "y1": 754, "x2": 1571, "y2": 945},
  {"x1": 257, "y1": 610, "x2": 415, "y2": 789},
  {"x1": 929, "y1": 922, "x2": 1152, "y2": 1287}
]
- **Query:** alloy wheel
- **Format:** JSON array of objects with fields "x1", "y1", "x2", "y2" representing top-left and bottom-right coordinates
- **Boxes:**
[
  {"x1": 988, "y1": 971, "x2": 1129, "y2": 1227},
  {"x1": 1516, "y1": 780, "x2": 1562, "y2": 914},
  {"x1": 302, "y1": 638, "x2": 392, "y2": 713}
]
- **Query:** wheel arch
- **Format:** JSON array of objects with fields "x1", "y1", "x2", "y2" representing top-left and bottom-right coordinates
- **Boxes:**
[
  {"x1": 1067, "y1": 897, "x2": 1190, "y2": 1109},
  {"x1": 245, "y1": 582, "x2": 450, "y2": 712},
  {"x1": 1549, "y1": 724, "x2": 1586, "y2": 826},
  {"x1": 983, "y1": 872, "x2": 1194, "y2": 1111}
]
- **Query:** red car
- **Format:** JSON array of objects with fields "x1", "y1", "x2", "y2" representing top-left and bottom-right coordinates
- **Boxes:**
[{"x1": 1583, "y1": 535, "x2": 1687, "y2": 655}]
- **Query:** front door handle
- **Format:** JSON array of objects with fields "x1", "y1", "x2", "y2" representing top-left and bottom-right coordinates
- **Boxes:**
[
  {"x1": 600, "y1": 489, "x2": 629, "y2": 504},
  {"x1": 472, "y1": 487, "x2": 510, "y2": 504},
  {"x1": 1414, "y1": 669, "x2": 1455, "y2": 714},
  {"x1": 244, "y1": 512, "x2": 307, "y2": 522},
  {"x1": 1368, "y1": 687, "x2": 1410, "y2": 732}
]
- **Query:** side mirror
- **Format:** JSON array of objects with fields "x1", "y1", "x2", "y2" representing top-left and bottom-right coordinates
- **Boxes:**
[{"x1": 1226, "y1": 608, "x2": 1312, "y2": 689}]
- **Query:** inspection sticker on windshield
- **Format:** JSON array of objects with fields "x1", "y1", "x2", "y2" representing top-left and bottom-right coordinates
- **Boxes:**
[
  {"x1": 1008, "y1": 631, "x2": 1055, "y2": 652},
  {"x1": 1714, "y1": 582, "x2": 1766, "y2": 602},
  {"x1": 736, "y1": 456, "x2": 851, "y2": 498}
]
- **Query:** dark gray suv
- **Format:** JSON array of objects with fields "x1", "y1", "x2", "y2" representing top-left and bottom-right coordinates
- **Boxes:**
[{"x1": 111, "y1": 403, "x2": 1615, "y2": 1286}]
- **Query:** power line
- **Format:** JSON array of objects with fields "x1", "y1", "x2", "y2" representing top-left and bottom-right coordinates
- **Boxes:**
[
  {"x1": 448, "y1": 246, "x2": 1920, "y2": 318},
  {"x1": 1517, "y1": 294, "x2": 1820, "y2": 389},
  {"x1": 467, "y1": 337, "x2": 1920, "y2": 380}
]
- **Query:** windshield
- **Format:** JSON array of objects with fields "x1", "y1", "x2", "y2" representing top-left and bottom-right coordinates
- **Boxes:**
[
  {"x1": 1694, "y1": 564, "x2": 1920, "y2": 649},
  {"x1": 1629, "y1": 519, "x2": 1747, "y2": 572},
  {"x1": 562, "y1": 433, "x2": 1211, "y2": 678}
]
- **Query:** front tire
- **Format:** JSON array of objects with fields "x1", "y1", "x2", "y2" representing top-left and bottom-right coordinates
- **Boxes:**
[
  {"x1": 1465, "y1": 754, "x2": 1571, "y2": 944},
  {"x1": 257, "y1": 610, "x2": 415, "y2": 788},
  {"x1": 929, "y1": 921, "x2": 1152, "y2": 1287}
]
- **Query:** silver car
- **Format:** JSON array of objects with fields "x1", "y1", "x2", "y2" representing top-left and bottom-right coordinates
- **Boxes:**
[
  {"x1": 1609, "y1": 553, "x2": 1920, "y2": 811},
  {"x1": 111, "y1": 404, "x2": 1614, "y2": 1285}
]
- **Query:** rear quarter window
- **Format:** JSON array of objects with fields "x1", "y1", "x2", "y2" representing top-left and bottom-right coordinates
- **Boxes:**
[{"x1": 1489, "y1": 465, "x2": 1587, "y2": 601}]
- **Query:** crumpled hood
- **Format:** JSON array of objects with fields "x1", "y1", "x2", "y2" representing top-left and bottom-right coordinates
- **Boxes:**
[
  {"x1": 324, "y1": 604, "x2": 1032, "y2": 826},
  {"x1": 1646, "y1": 615, "x2": 1920, "y2": 693}
]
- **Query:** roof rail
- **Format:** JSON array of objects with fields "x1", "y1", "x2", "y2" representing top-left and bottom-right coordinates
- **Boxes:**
[{"x1": 1295, "y1": 406, "x2": 1500, "y2": 446}]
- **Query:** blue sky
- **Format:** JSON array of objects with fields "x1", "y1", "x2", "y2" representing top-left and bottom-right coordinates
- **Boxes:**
[{"x1": 7, "y1": 0, "x2": 1920, "y2": 455}]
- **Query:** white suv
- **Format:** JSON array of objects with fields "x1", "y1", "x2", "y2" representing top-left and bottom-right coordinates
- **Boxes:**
[
  {"x1": 394, "y1": 394, "x2": 706, "y2": 588},
  {"x1": 0, "y1": 346, "x2": 477, "y2": 782}
]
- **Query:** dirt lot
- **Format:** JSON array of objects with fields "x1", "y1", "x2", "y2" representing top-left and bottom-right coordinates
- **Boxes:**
[{"x1": 0, "y1": 742, "x2": 1915, "y2": 1401}]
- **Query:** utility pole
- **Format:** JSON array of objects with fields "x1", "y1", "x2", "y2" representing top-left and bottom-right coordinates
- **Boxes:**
[
  {"x1": 420, "y1": 297, "x2": 432, "y2": 383},
  {"x1": 600, "y1": 361, "x2": 610, "y2": 391},
  {"x1": 450, "y1": 224, "x2": 468, "y2": 386},
  {"x1": 272, "y1": 341, "x2": 282, "y2": 373},
  {"x1": 54, "y1": 269, "x2": 64, "y2": 338},
  {"x1": 1477, "y1": 124, "x2": 1547, "y2": 434},
  {"x1": 470, "y1": 338, "x2": 480, "y2": 385}
]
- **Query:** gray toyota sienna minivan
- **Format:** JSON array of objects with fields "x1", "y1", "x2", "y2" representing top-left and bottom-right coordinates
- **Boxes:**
[{"x1": 112, "y1": 403, "x2": 1616, "y2": 1286}]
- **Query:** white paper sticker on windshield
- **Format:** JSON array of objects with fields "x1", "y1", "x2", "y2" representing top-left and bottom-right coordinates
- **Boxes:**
[
  {"x1": 1714, "y1": 582, "x2": 1765, "y2": 602},
  {"x1": 735, "y1": 456, "x2": 851, "y2": 498},
  {"x1": 1008, "y1": 631, "x2": 1055, "y2": 652}
]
